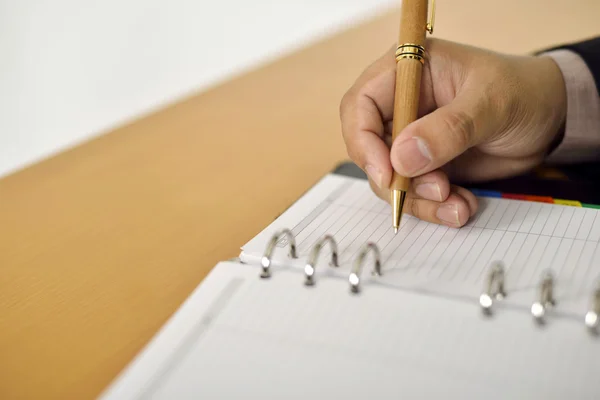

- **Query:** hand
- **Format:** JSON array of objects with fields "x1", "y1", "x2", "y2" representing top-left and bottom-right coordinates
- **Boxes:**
[{"x1": 339, "y1": 38, "x2": 567, "y2": 227}]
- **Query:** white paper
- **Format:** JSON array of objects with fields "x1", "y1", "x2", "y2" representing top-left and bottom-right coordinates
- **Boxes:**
[
  {"x1": 100, "y1": 261, "x2": 600, "y2": 400},
  {"x1": 241, "y1": 175, "x2": 600, "y2": 319}
]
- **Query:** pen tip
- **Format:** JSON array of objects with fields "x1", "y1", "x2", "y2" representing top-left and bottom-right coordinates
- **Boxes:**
[{"x1": 391, "y1": 189, "x2": 406, "y2": 236}]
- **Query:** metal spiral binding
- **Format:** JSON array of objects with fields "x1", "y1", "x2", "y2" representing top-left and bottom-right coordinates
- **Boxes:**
[
  {"x1": 304, "y1": 235, "x2": 339, "y2": 286},
  {"x1": 585, "y1": 278, "x2": 600, "y2": 334},
  {"x1": 348, "y1": 243, "x2": 382, "y2": 293},
  {"x1": 260, "y1": 229, "x2": 297, "y2": 278},
  {"x1": 479, "y1": 261, "x2": 506, "y2": 315},
  {"x1": 531, "y1": 270, "x2": 556, "y2": 324}
]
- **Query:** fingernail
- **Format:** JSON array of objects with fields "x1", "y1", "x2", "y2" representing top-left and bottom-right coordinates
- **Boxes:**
[
  {"x1": 436, "y1": 204, "x2": 459, "y2": 225},
  {"x1": 365, "y1": 164, "x2": 383, "y2": 188},
  {"x1": 415, "y1": 182, "x2": 442, "y2": 202},
  {"x1": 394, "y1": 137, "x2": 432, "y2": 175}
]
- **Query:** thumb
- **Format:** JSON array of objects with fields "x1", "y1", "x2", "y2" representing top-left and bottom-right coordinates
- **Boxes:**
[{"x1": 390, "y1": 93, "x2": 490, "y2": 177}]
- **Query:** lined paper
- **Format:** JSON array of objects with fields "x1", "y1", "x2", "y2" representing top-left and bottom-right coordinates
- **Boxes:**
[
  {"x1": 242, "y1": 175, "x2": 600, "y2": 317},
  {"x1": 102, "y1": 262, "x2": 600, "y2": 399}
]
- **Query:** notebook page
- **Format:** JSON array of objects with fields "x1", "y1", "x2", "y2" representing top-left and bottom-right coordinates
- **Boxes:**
[
  {"x1": 99, "y1": 261, "x2": 600, "y2": 400},
  {"x1": 241, "y1": 174, "x2": 600, "y2": 319}
]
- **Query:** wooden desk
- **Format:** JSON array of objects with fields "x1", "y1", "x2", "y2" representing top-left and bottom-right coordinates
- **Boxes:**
[{"x1": 1, "y1": 1, "x2": 599, "y2": 398}]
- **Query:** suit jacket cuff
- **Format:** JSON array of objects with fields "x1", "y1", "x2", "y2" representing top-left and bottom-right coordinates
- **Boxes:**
[{"x1": 543, "y1": 49, "x2": 600, "y2": 164}]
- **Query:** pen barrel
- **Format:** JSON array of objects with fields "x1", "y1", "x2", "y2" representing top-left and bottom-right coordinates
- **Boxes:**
[
  {"x1": 390, "y1": 0, "x2": 429, "y2": 192},
  {"x1": 397, "y1": 0, "x2": 428, "y2": 46},
  {"x1": 390, "y1": 58, "x2": 422, "y2": 191}
]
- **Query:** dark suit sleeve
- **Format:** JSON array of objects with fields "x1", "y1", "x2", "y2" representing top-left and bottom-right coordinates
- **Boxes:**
[
  {"x1": 550, "y1": 36, "x2": 600, "y2": 96},
  {"x1": 542, "y1": 40, "x2": 600, "y2": 164}
]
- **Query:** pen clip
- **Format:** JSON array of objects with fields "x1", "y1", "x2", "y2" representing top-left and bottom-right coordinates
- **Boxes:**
[{"x1": 426, "y1": 0, "x2": 436, "y2": 34}]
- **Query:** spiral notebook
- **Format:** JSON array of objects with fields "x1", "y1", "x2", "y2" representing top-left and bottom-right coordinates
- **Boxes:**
[{"x1": 100, "y1": 166, "x2": 600, "y2": 399}]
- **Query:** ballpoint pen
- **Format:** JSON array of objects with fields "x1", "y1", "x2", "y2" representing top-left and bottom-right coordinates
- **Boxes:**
[{"x1": 391, "y1": 0, "x2": 435, "y2": 233}]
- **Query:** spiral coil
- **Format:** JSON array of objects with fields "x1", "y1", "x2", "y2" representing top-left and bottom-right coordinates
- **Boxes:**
[
  {"x1": 304, "y1": 235, "x2": 339, "y2": 286},
  {"x1": 259, "y1": 228, "x2": 599, "y2": 333},
  {"x1": 260, "y1": 230, "x2": 382, "y2": 292},
  {"x1": 480, "y1": 261, "x2": 506, "y2": 315}
]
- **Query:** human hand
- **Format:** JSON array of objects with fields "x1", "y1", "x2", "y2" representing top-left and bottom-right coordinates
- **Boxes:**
[{"x1": 339, "y1": 38, "x2": 567, "y2": 227}]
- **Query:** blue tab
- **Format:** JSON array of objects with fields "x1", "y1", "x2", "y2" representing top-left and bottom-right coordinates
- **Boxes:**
[{"x1": 469, "y1": 188, "x2": 502, "y2": 198}]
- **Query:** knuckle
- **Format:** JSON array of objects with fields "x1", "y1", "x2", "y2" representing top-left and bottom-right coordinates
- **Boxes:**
[
  {"x1": 339, "y1": 88, "x2": 357, "y2": 118},
  {"x1": 408, "y1": 197, "x2": 420, "y2": 219},
  {"x1": 442, "y1": 110, "x2": 475, "y2": 149}
]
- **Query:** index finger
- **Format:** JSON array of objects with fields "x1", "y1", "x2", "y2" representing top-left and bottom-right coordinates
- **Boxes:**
[{"x1": 339, "y1": 47, "x2": 397, "y2": 189}]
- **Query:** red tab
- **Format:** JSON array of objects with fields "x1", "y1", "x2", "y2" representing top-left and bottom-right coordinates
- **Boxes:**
[
  {"x1": 524, "y1": 195, "x2": 554, "y2": 203},
  {"x1": 502, "y1": 193, "x2": 527, "y2": 200}
]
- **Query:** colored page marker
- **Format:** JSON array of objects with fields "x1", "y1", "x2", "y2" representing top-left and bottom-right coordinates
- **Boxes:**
[
  {"x1": 502, "y1": 193, "x2": 527, "y2": 201},
  {"x1": 524, "y1": 195, "x2": 554, "y2": 204},
  {"x1": 471, "y1": 189, "x2": 502, "y2": 198},
  {"x1": 554, "y1": 199, "x2": 582, "y2": 207},
  {"x1": 582, "y1": 203, "x2": 600, "y2": 210}
]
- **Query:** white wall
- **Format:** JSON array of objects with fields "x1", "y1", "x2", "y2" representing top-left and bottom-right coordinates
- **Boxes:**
[{"x1": 0, "y1": 0, "x2": 396, "y2": 178}]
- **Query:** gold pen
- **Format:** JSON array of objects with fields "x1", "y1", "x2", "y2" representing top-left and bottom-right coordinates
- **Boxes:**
[{"x1": 390, "y1": 0, "x2": 435, "y2": 233}]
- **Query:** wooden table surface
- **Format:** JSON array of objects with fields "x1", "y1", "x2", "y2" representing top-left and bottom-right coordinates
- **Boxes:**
[{"x1": 2, "y1": 1, "x2": 599, "y2": 398}]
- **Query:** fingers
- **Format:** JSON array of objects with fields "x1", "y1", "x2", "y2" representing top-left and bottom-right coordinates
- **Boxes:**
[
  {"x1": 340, "y1": 48, "x2": 397, "y2": 188},
  {"x1": 348, "y1": 126, "x2": 393, "y2": 190},
  {"x1": 368, "y1": 169, "x2": 477, "y2": 227},
  {"x1": 390, "y1": 90, "x2": 493, "y2": 178},
  {"x1": 411, "y1": 169, "x2": 450, "y2": 202},
  {"x1": 451, "y1": 184, "x2": 478, "y2": 216},
  {"x1": 406, "y1": 192, "x2": 473, "y2": 227}
]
